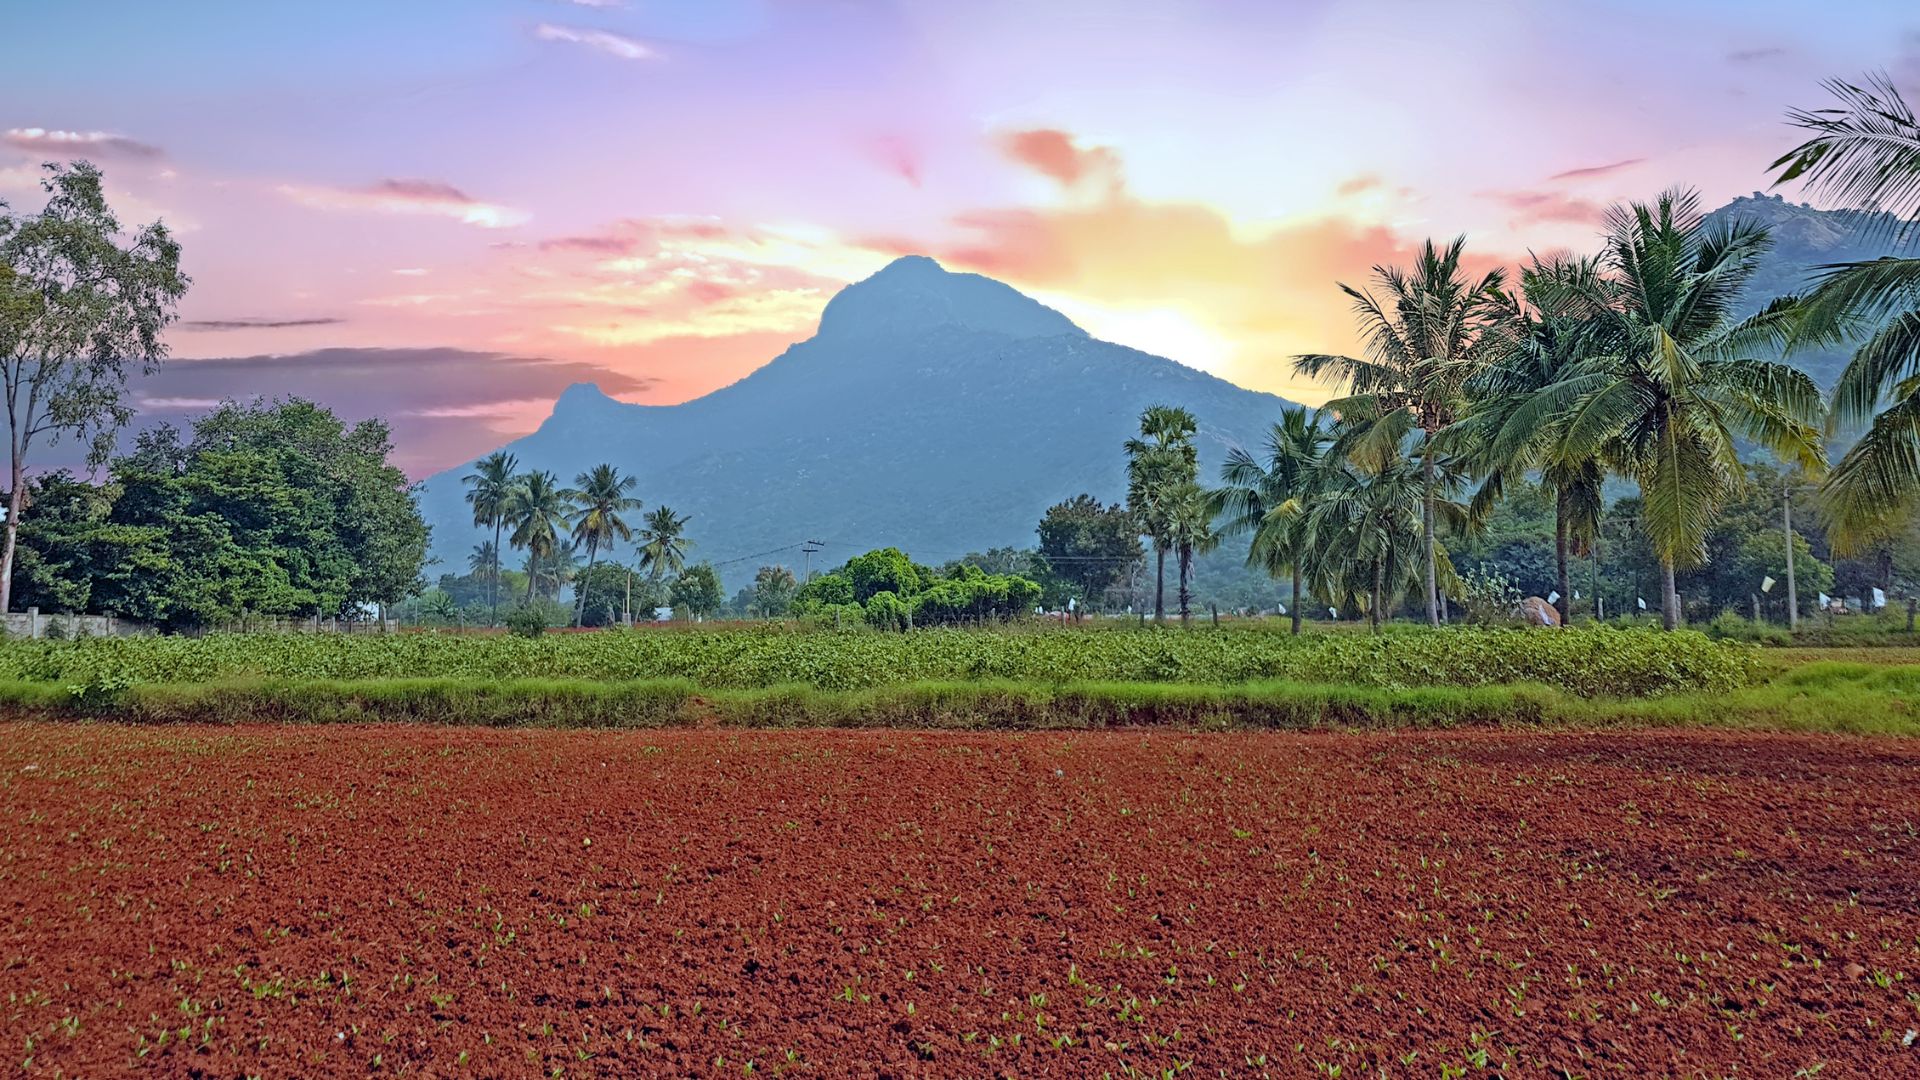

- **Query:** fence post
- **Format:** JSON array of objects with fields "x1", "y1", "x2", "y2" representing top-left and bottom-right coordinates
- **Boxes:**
[{"x1": 26, "y1": 606, "x2": 39, "y2": 640}]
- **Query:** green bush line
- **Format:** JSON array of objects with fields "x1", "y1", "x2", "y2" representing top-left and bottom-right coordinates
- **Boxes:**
[
  {"x1": 1, "y1": 663, "x2": 1908, "y2": 734},
  {"x1": 0, "y1": 625, "x2": 1757, "y2": 699}
]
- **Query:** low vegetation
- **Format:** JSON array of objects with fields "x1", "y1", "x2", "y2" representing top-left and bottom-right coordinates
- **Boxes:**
[
  {"x1": 2, "y1": 657, "x2": 1913, "y2": 735},
  {"x1": 0, "y1": 624, "x2": 1755, "y2": 697}
]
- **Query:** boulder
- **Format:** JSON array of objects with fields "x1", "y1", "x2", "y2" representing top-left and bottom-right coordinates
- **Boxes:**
[{"x1": 1517, "y1": 596, "x2": 1561, "y2": 627}]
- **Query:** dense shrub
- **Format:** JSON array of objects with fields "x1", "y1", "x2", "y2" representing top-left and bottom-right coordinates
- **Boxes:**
[{"x1": 0, "y1": 625, "x2": 1757, "y2": 698}]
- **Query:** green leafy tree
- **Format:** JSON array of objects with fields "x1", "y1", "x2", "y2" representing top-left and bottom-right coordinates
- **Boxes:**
[
  {"x1": 1036, "y1": 495, "x2": 1142, "y2": 613},
  {"x1": 1294, "y1": 238, "x2": 1507, "y2": 627},
  {"x1": 5, "y1": 472, "x2": 112, "y2": 613},
  {"x1": 637, "y1": 505, "x2": 692, "y2": 582},
  {"x1": 845, "y1": 547, "x2": 920, "y2": 603},
  {"x1": 1213, "y1": 407, "x2": 1331, "y2": 634},
  {"x1": 461, "y1": 451, "x2": 518, "y2": 625},
  {"x1": 0, "y1": 161, "x2": 189, "y2": 613},
  {"x1": 568, "y1": 463, "x2": 642, "y2": 627},
  {"x1": 571, "y1": 560, "x2": 638, "y2": 627},
  {"x1": 670, "y1": 562, "x2": 724, "y2": 619},
  {"x1": 84, "y1": 401, "x2": 427, "y2": 629},
  {"x1": 1125, "y1": 405, "x2": 1198, "y2": 621}
]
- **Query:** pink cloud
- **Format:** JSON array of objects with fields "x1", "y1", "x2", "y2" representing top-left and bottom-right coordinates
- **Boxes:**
[
  {"x1": 866, "y1": 134, "x2": 923, "y2": 187},
  {"x1": 279, "y1": 178, "x2": 528, "y2": 228},
  {"x1": 1480, "y1": 189, "x2": 1607, "y2": 226},
  {"x1": 1548, "y1": 158, "x2": 1645, "y2": 182}
]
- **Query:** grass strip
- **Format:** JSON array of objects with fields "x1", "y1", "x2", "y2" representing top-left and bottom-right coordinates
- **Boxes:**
[{"x1": 0, "y1": 664, "x2": 1911, "y2": 734}]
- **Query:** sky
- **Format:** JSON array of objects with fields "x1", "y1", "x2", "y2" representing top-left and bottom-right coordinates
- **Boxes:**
[{"x1": 4, "y1": 0, "x2": 1918, "y2": 476}]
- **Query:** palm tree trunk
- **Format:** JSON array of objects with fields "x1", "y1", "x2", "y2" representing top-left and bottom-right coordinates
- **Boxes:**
[
  {"x1": 1554, "y1": 489, "x2": 1571, "y2": 627},
  {"x1": 1371, "y1": 555, "x2": 1385, "y2": 634},
  {"x1": 1177, "y1": 543, "x2": 1192, "y2": 625},
  {"x1": 1290, "y1": 568, "x2": 1302, "y2": 636},
  {"x1": 574, "y1": 540, "x2": 599, "y2": 628},
  {"x1": 1144, "y1": 545, "x2": 1159, "y2": 622},
  {"x1": 490, "y1": 521, "x2": 503, "y2": 627},
  {"x1": 1660, "y1": 561, "x2": 1680, "y2": 631},
  {"x1": 1420, "y1": 452, "x2": 1440, "y2": 628},
  {"x1": 525, "y1": 551, "x2": 539, "y2": 604}
]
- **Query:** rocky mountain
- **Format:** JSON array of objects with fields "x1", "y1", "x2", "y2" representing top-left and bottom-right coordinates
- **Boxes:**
[
  {"x1": 415, "y1": 256, "x2": 1303, "y2": 573},
  {"x1": 1706, "y1": 192, "x2": 1910, "y2": 388},
  {"x1": 416, "y1": 197, "x2": 1907, "y2": 577}
]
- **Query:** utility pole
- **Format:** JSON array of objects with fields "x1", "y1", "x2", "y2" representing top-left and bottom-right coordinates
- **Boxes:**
[
  {"x1": 801, "y1": 539, "x2": 824, "y2": 583},
  {"x1": 1782, "y1": 485, "x2": 1799, "y2": 632}
]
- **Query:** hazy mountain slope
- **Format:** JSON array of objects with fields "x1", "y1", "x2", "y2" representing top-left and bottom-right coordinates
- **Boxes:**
[{"x1": 416, "y1": 256, "x2": 1304, "y2": 572}]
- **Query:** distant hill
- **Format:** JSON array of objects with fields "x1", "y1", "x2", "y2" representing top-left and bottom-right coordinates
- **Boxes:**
[
  {"x1": 415, "y1": 256, "x2": 1304, "y2": 576},
  {"x1": 1706, "y1": 192, "x2": 1910, "y2": 388},
  {"x1": 417, "y1": 198, "x2": 1905, "y2": 582}
]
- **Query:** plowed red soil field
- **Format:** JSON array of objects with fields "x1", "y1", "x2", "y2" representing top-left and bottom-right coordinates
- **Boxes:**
[{"x1": 3, "y1": 724, "x2": 1917, "y2": 1078}]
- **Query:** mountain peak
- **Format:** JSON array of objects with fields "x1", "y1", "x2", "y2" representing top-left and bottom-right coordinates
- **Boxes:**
[
  {"x1": 814, "y1": 255, "x2": 1086, "y2": 342},
  {"x1": 552, "y1": 381, "x2": 622, "y2": 413}
]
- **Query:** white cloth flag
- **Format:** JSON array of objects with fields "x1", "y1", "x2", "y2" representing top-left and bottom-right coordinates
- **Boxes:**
[
  {"x1": 1761, "y1": 576, "x2": 1775, "y2": 593},
  {"x1": 1276, "y1": 603, "x2": 1286, "y2": 615},
  {"x1": 1547, "y1": 590, "x2": 1560, "y2": 604},
  {"x1": 1818, "y1": 592, "x2": 1830, "y2": 608},
  {"x1": 1873, "y1": 587, "x2": 1887, "y2": 608},
  {"x1": 1328, "y1": 607, "x2": 1338, "y2": 618},
  {"x1": 1637, "y1": 597, "x2": 1647, "y2": 610}
]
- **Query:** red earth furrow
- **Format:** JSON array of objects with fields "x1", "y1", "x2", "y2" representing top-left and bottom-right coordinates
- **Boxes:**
[{"x1": 1, "y1": 724, "x2": 1916, "y2": 1077}]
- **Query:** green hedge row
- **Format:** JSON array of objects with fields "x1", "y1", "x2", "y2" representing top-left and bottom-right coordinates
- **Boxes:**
[
  {"x1": 0, "y1": 625, "x2": 1758, "y2": 698},
  {"x1": 1, "y1": 663, "x2": 1911, "y2": 733},
  {"x1": 0, "y1": 676, "x2": 1554, "y2": 730}
]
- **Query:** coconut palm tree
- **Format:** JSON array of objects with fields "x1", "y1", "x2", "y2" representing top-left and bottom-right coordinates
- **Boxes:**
[
  {"x1": 461, "y1": 451, "x2": 518, "y2": 625},
  {"x1": 636, "y1": 505, "x2": 693, "y2": 582},
  {"x1": 504, "y1": 470, "x2": 575, "y2": 603},
  {"x1": 468, "y1": 540, "x2": 500, "y2": 604},
  {"x1": 1214, "y1": 406, "x2": 1333, "y2": 634},
  {"x1": 528, "y1": 541, "x2": 580, "y2": 601},
  {"x1": 1771, "y1": 74, "x2": 1920, "y2": 553},
  {"x1": 1124, "y1": 405, "x2": 1198, "y2": 621},
  {"x1": 1505, "y1": 189, "x2": 1825, "y2": 628},
  {"x1": 1300, "y1": 444, "x2": 1436, "y2": 633},
  {"x1": 568, "y1": 464, "x2": 642, "y2": 627},
  {"x1": 1293, "y1": 238, "x2": 1508, "y2": 627},
  {"x1": 1463, "y1": 254, "x2": 1611, "y2": 624}
]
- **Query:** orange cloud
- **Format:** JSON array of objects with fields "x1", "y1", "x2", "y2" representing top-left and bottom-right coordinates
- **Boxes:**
[
  {"x1": 893, "y1": 130, "x2": 1517, "y2": 401},
  {"x1": 996, "y1": 128, "x2": 1122, "y2": 190},
  {"x1": 1335, "y1": 174, "x2": 1383, "y2": 196}
]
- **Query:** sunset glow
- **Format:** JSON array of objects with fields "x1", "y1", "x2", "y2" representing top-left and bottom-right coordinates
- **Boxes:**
[{"x1": 4, "y1": 0, "x2": 1913, "y2": 473}]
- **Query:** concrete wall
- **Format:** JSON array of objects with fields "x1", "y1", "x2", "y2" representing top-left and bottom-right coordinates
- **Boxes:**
[{"x1": 0, "y1": 608, "x2": 154, "y2": 639}]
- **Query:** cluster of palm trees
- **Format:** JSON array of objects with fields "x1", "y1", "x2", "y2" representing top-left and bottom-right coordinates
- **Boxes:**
[
  {"x1": 1124, "y1": 406, "x2": 1216, "y2": 622},
  {"x1": 1177, "y1": 72, "x2": 1920, "y2": 635},
  {"x1": 461, "y1": 452, "x2": 692, "y2": 626}
]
